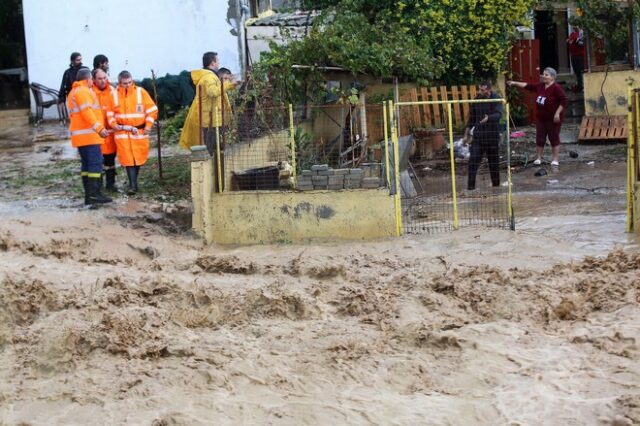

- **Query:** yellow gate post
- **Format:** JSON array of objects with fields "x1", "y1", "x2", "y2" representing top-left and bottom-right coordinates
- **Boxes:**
[
  {"x1": 383, "y1": 101, "x2": 391, "y2": 188},
  {"x1": 446, "y1": 102, "x2": 459, "y2": 229},
  {"x1": 214, "y1": 106, "x2": 223, "y2": 193},
  {"x1": 506, "y1": 102, "x2": 514, "y2": 229},
  {"x1": 628, "y1": 88, "x2": 638, "y2": 232},
  {"x1": 389, "y1": 100, "x2": 403, "y2": 236},
  {"x1": 288, "y1": 104, "x2": 297, "y2": 186}
]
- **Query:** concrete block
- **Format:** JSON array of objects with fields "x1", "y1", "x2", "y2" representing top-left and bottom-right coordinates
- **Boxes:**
[
  {"x1": 301, "y1": 170, "x2": 313, "y2": 176},
  {"x1": 328, "y1": 184, "x2": 344, "y2": 190},
  {"x1": 311, "y1": 175, "x2": 328, "y2": 185},
  {"x1": 296, "y1": 184, "x2": 314, "y2": 191},
  {"x1": 327, "y1": 175, "x2": 344, "y2": 186},
  {"x1": 362, "y1": 163, "x2": 382, "y2": 178},
  {"x1": 349, "y1": 168, "x2": 364, "y2": 175},
  {"x1": 311, "y1": 164, "x2": 329, "y2": 172},
  {"x1": 362, "y1": 177, "x2": 383, "y2": 188},
  {"x1": 344, "y1": 179, "x2": 362, "y2": 189},
  {"x1": 317, "y1": 169, "x2": 334, "y2": 176},
  {"x1": 333, "y1": 168, "x2": 350, "y2": 175}
]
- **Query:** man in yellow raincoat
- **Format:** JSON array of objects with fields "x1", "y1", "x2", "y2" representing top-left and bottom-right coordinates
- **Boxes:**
[{"x1": 179, "y1": 52, "x2": 235, "y2": 154}]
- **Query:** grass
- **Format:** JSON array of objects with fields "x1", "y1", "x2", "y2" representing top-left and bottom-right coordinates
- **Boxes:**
[{"x1": 0, "y1": 155, "x2": 192, "y2": 203}]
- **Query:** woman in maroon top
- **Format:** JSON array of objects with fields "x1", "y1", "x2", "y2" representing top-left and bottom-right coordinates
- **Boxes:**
[{"x1": 507, "y1": 68, "x2": 567, "y2": 166}]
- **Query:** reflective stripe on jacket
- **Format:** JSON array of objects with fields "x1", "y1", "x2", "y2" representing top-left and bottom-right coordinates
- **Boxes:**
[
  {"x1": 92, "y1": 82, "x2": 117, "y2": 155},
  {"x1": 110, "y1": 83, "x2": 158, "y2": 166},
  {"x1": 67, "y1": 81, "x2": 105, "y2": 148}
]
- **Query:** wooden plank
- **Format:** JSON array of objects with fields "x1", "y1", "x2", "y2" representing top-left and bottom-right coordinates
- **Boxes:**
[
  {"x1": 461, "y1": 85, "x2": 470, "y2": 123},
  {"x1": 409, "y1": 88, "x2": 422, "y2": 129},
  {"x1": 579, "y1": 115, "x2": 627, "y2": 141},
  {"x1": 421, "y1": 87, "x2": 433, "y2": 127},
  {"x1": 440, "y1": 86, "x2": 449, "y2": 126},
  {"x1": 451, "y1": 86, "x2": 463, "y2": 128},
  {"x1": 431, "y1": 87, "x2": 441, "y2": 125}
]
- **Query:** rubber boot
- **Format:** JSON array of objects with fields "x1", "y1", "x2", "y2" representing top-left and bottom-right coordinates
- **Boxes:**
[
  {"x1": 105, "y1": 169, "x2": 117, "y2": 192},
  {"x1": 126, "y1": 167, "x2": 138, "y2": 195},
  {"x1": 86, "y1": 177, "x2": 112, "y2": 204},
  {"x1": 82, "y1": 175, "x2": 89, "y2": 204},
  {"x1": 134, "y1": 166, "x2": 140, "y2": 192}
]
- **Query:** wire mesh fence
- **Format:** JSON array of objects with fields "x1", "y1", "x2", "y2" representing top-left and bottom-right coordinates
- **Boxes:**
[
  {"x1": 292, "y1": 104, "x2": 389, "y2": 191},
  {"x1": 196, "y1": 102, "x2": 391, "y2": 192},
  {"x1": 393, "y1": 98, "x2": 513, "y2": 234}
]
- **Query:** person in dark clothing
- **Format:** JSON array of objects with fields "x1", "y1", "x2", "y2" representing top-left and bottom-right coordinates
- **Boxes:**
[
  {"x1": 508, "y1": 67, "x2": 567, "y2": 166},
  {"x1": 92, "y1": 54, "x2": 109, "y2": 74},
  {"x1": 465, "y1": 81, "x2": 503, "y2": 191},
  {"x1": 58, "y1": 52, "x2": 85, "y2": 103}
]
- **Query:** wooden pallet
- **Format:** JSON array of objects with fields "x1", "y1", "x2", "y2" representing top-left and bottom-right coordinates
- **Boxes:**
[{"x1": 579, "y1": 115, "x2": 628, "y2": 141}]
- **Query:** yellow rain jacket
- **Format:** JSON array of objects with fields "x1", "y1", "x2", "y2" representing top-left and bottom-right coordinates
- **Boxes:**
[{"x1": 179, "y1": 69, "x2": 234, "y2": 150}]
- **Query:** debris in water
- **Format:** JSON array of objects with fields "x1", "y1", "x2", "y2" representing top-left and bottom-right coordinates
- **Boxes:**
[{"x1": 534, "y1": 168, "x2": 548, "y2": 177}]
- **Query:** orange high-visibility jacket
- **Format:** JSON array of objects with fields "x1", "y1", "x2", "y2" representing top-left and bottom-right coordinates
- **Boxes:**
[
  {"x1": 67, "y1": 80, "x2": 105, "y2": 148},
  {"x1": 92, "y1": 82, "x2": 117, "y2": 155},
  {"x1": 109, "y1": 83, "x2": 158, "y2": 166}
]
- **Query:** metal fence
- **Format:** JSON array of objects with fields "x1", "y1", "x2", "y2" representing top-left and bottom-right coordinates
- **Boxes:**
[
  {"x1": 389, "y1": 98, "x2": 514, "y2": 234},
  {"x1": 192, "y1": 93, "x2": 514, "y2": 235},
  {"x1": 198, "y1": 103, "x2": 392, "y2": 193},
  {"x1": 627, "y1": 87, "x2": 640, "y2": 232}
]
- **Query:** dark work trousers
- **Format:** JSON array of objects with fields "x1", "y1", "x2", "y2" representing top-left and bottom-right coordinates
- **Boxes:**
[
  {"x1": 571, "y1": 55, "x2": 584, "y2": 90},
  {"x1": 103, "y1": 152, "x2": 116, "y2": 170},
  {"x1": 203, "y1": 127, "x2": 225, "y2": 192},
  {"x1": 78, "y1": 144, "x2": 103, "y2": 179},
  {"x1": 467, "y1": 140, "x2": 500, "y2": 190}
]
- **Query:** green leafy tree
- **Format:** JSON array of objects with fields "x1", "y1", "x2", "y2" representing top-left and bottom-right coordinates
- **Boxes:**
[{"x1": 250, "y1": 0, "x2": 534, "y2": 105}]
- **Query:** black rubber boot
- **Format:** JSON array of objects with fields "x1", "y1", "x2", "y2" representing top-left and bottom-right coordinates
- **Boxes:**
[
  {"x1": 105, "y1": 169, "x2": 117, "y2": 192},
  {"x1": 86, "y1": 177, "x2": 112, "y2": 205},
  {"x1": 134, "y1": 166, "x2": 140, "y2": 192},
  {"x1": 82, "y1": 175, "x2": 89, "y2": 204},
  {"x1": 126, "y1": 167, "x2": 138, "y2": 195}
]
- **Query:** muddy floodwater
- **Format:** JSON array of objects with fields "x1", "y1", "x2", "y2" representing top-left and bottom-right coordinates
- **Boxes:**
[{"x1": 0, "y1": 128, "x2": 639, "y2": 425}]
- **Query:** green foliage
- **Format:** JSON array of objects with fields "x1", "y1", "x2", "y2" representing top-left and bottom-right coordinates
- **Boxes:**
[
  {"x1": 569, "y1": 0, "x2": 635, "y2": 64},
  {"x1": 251, "y1": 0, "x2": 534, "y2": 105},
  {"x1": 160, "y1": 107, "x2": 189, "y2": 145},
  {"x1": 294, "y1": 127, "x2": 318, "y2": 172}
]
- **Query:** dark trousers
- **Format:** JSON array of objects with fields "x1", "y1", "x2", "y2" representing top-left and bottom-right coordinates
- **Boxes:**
[
  {"x1": 202, "y1": 127, "x2": 222, "y2": 156},
  {"x1": 203, "y1": 127, "x2": 225, "y2": 192},
  {"x1": 103, "y1": 152, "x2": 116, "y2": 169},
  {"x1": 78, "y1": 144, "x2": 103, "y2": 178},
  {"x1": 571, "y1": 55, "x2": 584, "y2": 89},
  {"x1": 468, "y1": 141, "x2": 500, "y2": 190}
]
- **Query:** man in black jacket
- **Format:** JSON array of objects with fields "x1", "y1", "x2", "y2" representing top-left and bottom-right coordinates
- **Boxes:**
[
  {"x1": 58, "y1": 52, "x2": 85, "y2": 103},
  {"x1": 465, "y1": 81, "x2": 502, "y2": 191}
]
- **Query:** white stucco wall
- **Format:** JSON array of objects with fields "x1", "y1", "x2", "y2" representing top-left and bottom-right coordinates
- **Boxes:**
[{"x1": 23, "y1": 0, "x2": 240, "y2": 117}]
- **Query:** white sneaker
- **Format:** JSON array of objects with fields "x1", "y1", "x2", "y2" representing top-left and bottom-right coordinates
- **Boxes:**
[
  {"x1": 533, "y1": 159, "x2": 542, "y2": 165},
  {"x1": 551, "y1": 160, "x2": 559, "y2": 166}
]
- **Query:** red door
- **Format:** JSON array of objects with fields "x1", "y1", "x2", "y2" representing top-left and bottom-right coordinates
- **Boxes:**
[{"x1": 510, "y1": 39, "x2": 540, "y2": 123}]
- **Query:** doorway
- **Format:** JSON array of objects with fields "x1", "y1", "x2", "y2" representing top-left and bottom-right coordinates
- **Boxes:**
[
  {"x1": 535, "y1": 9, "x2": 570, "y2": 75},
  {"x1": 0, "y1": 0, "x2": 29, "y2": 110}
]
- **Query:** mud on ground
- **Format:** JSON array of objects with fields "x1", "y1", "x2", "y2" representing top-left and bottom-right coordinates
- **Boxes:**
[{"x1": 0, "y1": 125, "x2": 639, "y2": 425}]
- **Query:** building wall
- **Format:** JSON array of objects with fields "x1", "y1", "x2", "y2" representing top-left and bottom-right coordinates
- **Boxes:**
[
  {"x1": 584, "y1": 70, "x2": 640, "y2": 116},
  {"x1": 22, "y1": 0, "x2": 240, "y2": 117}
]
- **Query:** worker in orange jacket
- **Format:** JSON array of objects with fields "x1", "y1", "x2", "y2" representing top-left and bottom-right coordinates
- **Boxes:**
[
  {"x1": 67, "y1": 68, "x2": 112, "y2": 205},
  {"x1": 108, "y1": 70, "x2": 158, "y2": 194},
  {"x1": 91, "y1": 68, "x2": 119, "y2": 191}
]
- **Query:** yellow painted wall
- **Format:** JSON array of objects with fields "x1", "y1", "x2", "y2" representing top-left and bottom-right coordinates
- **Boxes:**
[
  {"x1": 192, "y1": 157, "x2": 396, "y2": 244},
  {"x1": 206, "y1": 188, "x2": 396, "y2": 244},
  {"x1": 584, "y1": 70, "x2": 640, "y2": 116}
]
